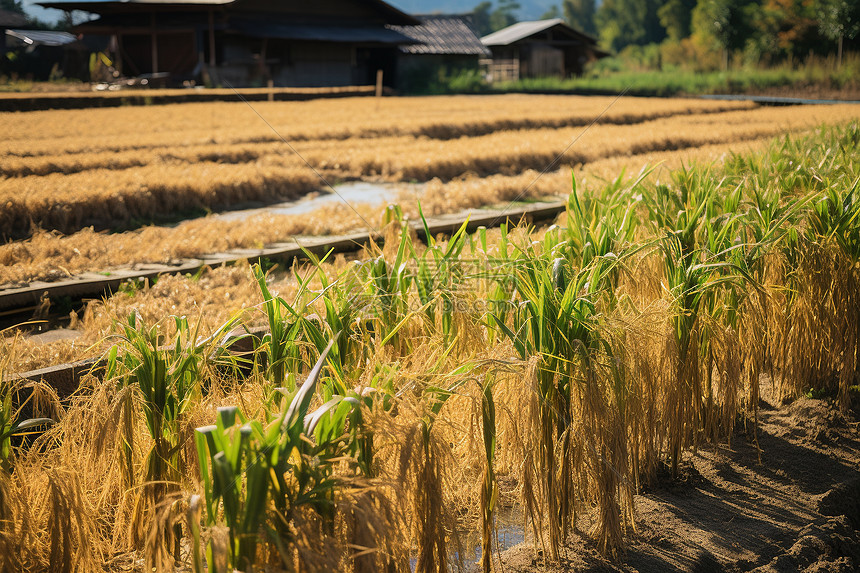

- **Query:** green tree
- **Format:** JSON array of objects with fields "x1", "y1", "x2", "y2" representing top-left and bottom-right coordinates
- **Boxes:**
[
  {"x1": 564, "y1": 0, "x2": 598, "y2": 36},
  {"x1": 691, "y1": 0, "x2": 756, "y2": 68},
  {"x1": 541, "y1": 4, "x2": 562, "y2": 19},
  {"x1": 658, "y1": 0, "x2": 698, "y2": 40},
  {"x1": 758, "y1": 0, "x2": 817, "y2": 60},
  {"x1": 0, "y1": 0, "x2": 25, "y2": 15},
  {"x1": 490, "y1": 0, "x2": 521, "y2": 32},
  {"x1": 817, "y1": 0, "x2": 860, "y2": 65},
  {"x1": 473, "y1": 1, "x2": 494, "y2": 36},
  {"x1": 595, "y1": 0, "x2": 666, "y2": 51}
]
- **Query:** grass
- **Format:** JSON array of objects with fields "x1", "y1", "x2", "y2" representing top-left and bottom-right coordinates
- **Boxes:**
[{"x1": 493, "y1": 59, "x2": 860, "y2": 98}]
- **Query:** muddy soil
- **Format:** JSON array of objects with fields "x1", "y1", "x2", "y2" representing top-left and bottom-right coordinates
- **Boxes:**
[{"x1": 478, "y1": 382, "x2": 860, "y2": 573}]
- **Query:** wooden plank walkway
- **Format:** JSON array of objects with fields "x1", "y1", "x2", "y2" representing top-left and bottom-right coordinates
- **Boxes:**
[
  {"x1": 3, "y1": 200, "x2": 567, "y2": 391},
  {"x1": 0, "y1": 200, "x2": 566, "y2": 312}
]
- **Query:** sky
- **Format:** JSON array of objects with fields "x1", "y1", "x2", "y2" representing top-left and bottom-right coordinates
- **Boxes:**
[{"x1": 22, "y1": 0, "x2": 65, "y2": 24}]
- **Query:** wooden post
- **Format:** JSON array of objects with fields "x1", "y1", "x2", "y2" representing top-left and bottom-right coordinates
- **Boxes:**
[
  {"x1": 268, "y1": 79, "x2": 274, "y2": 102},
  {"x1": 259, "y1": 37, "x2": 267, "y2": 77},
  {"x1": 150, "y1": 12, "x2": 158, "y2": 74},
  {"x1": 375, "y1": 69, "x2": 383, "y2": 97},
  {"x1": 838, "y1": 34, "x2": 843, "y2": 68},
  {"x1": 115, "y1": 32, "x2": 123, "y2": 75},
  {"x1": 208, "y1": 10, "x2": 216, "y2": 69}
]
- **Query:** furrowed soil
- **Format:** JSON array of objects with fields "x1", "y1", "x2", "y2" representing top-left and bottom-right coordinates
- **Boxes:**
[{"x1": 478, "y1": 381, "x2": 860, "y2": 573}]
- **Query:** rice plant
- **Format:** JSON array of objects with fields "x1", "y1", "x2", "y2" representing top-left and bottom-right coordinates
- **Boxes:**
[
  {"x1": 193, "y1": 337, "x2": 394, "y2": 570},
  {"x1": 398, "y1": 347, "x2": 474, "y2": 573},
  {"x1": 0, "y1": 381, "x2": 54, "y2": 473},
  {"x1": 0, "y1": 335, "x2": 56, "y2": 472},
  {"x1": 777, "y1": 181, "x2": 860, "y2": 408},
  {"x1": 491, "y1": 220, "x2": 631, "y2": 557},
  {"x1": 253, "y1": 263, "x2": 309, "y2": 389},
  {"x1": 412, "y1": 208, "x2": 470, "y2": 347},
  {"x1": 107, "y1": 311, "x2": 241, "y2": 551},
  {"x1": 356, "y1": 224, "x2": 415, "y2": 352},
  {"x1": 478, "y1": 371, "x2": 497, "y2": 573}
]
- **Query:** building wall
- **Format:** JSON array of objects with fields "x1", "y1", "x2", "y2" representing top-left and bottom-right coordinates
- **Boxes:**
[
  {"x1": 272, "y1": 42, "x2": 355, "y2": 87},
  {"x1": 67, "y1": 0, "x2": 411, "y2": 87},
  {"x1": 488, "y1": 41, "x2": 597, "y2": 80},
  {"x1": 120, "y1": 31, "x2": 197, "y2": 77},
  {"x1": 487, "y1": 46, "x2": 519, "y2": 82},
  {"x1": 524, "y1": 44, "x2": 563, "y2": 77},
  {"x1": 215, "y1": 39, "x2": 361, "y2": 87}
]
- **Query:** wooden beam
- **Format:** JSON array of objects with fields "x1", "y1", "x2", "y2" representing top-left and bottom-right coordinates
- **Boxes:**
[
  {"x1": 115, "y1": 32, "x2": 123, "y2": 75},
  {"x1": 208, "y1": 9, "x2": 216, "y2": 69},
  {"x1": 150, "y1": 12, "x2": 158, "y2": 73}
]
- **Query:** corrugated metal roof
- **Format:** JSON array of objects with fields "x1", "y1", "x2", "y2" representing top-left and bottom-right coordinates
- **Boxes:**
[
  {"x1": 38, "y1": 0, "x2": 418, "y2": 25},
  {"x1": 6, "y1": 29, "x2": 78, "y2": 46},
  {"x1": 0, "y1": 8, "x2": 29, "y2": 27},
  {"x1": 391, "y1": 14, "x2": 490, "y2": 56},
  {"x1": 232, "y1": 20, "x2": 416, "y2": 45},
  {"x1": 482, "y1": 18, "x2": 596, "y2": 46},
  {"x1": 39, "y1": 0, "x2": 233, "y2": 10}
]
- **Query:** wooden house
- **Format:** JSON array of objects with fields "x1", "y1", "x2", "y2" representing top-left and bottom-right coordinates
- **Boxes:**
[
  {"x1": 37, "y1": 0, "x2": 420, "y2": 87},
  {"x1": 481, "y1": 18, "x2": 607, "y2": 82}
]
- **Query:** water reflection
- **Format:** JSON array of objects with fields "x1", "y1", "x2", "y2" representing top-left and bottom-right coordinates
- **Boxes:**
[{"x1": 217, "y1": 181, "x2": 408, "y2": 221}]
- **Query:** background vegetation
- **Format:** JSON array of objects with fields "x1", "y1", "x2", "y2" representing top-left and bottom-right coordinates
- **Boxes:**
[
  {"x1": 465, "y1": 0, "x2": 860, "y2": 98},
  {"x1": 473, "y1": 0, "x2": 859, "y2": 68}
]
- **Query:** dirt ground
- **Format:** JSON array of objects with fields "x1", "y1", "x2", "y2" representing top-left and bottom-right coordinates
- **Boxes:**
[{"x1": 482, "y1": 380, "x2": 860, "y2": 573}]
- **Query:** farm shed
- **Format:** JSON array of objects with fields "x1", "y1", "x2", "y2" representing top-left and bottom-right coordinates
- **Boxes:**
[
  {"x1": 389, "y1": 14, "x2": 490, "y2": 92},
  {"x1": 481, "y1": 18, "x2": 607, "y2": 82},
  {"x1": 37, "y1": 0, "x2": 419, "y2": 87}
]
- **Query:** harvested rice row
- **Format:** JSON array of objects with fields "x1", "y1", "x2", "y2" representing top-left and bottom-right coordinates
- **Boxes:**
[
  {"x1": 0, "y1": 103, "x2": 817, "y2": 180},
  {"x1": 0, "y1": 140, "x2": 299, "y2": 178},
  {"x1": 0, "y1": 134, "x2": 780, "y2": 299},
  {"x1": 5, "y1": 105, "x2": 846, "y2": 239},
  {"x1": 0, "y1": 114, "x2": 774, "y2": 237},
  {"x1": 0, "y1": 96, "x2": 754, "y2": 157},
  {"x1": 302, "y1": 104, "x2": 860, "y2": 180},
  {"x1": 0, "y1": 160, "x2": 320, "y2": 238}
]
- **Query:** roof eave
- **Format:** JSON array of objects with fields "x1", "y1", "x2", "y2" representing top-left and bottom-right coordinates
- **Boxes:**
[{"x1": 38, "y1": 0, "x2": 236, "y2": 13}]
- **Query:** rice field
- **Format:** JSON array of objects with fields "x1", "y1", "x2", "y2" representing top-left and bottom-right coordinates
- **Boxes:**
[
  {"x1": 1, "y1": 95, "x2": 859, "y2": 286},
  {"x1": 1, "y1": 95, "x2": 859, "y2": 572}
]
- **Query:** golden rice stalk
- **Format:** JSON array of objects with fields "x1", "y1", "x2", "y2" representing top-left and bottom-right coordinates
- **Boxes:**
[
  {"x1": 38, "y1": 467, "x2": 102, "y2": 572},
  {"x1": 397, "y1": 420, "x2": 452, "y2": 573},
  {"x1": 145, "y1": 492, "x2": 185, "y2": 572},
  {"x1": 771, "y1": 242, "x2": 858, "y2": 407},
  {"x1": 0, "y1": 468, "x2": 35, "y2": 571},
  {"x1": 335, "y1": 480, "x2": 409, "y2": 573}
]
